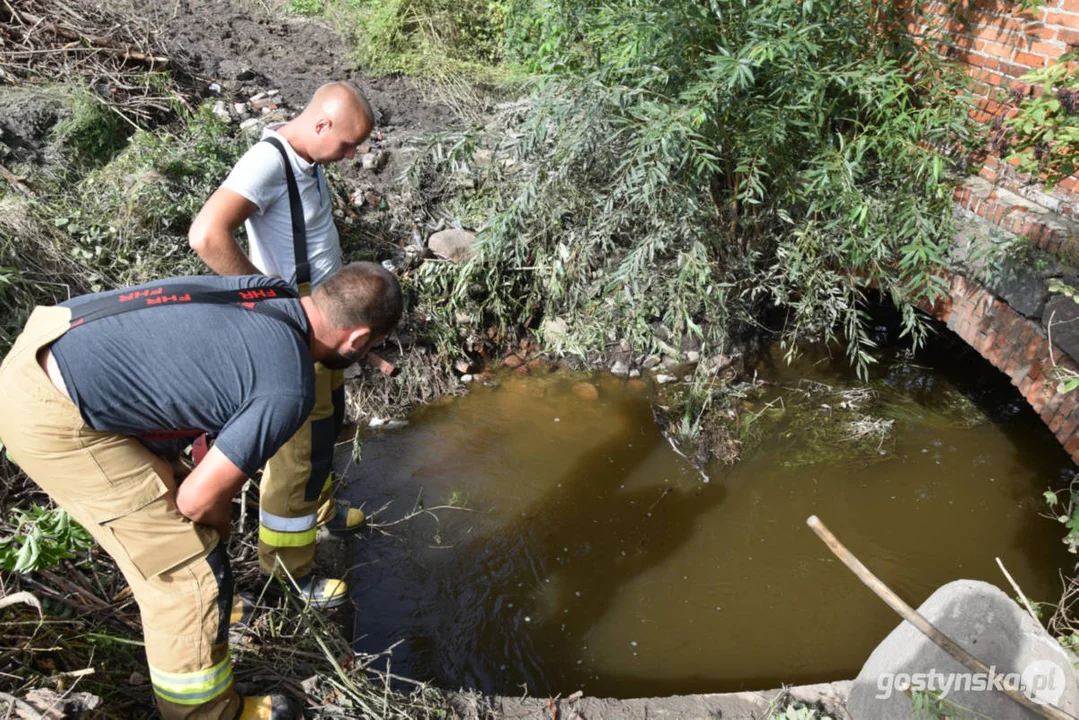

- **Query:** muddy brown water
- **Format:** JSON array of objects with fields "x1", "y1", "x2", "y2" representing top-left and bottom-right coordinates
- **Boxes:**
[{"x1": 342, "y1": 338, "x2": 1076, "y2": 699}]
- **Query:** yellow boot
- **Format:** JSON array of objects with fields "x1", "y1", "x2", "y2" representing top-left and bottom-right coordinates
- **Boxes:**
[
  {"x1": 230, "y1": 593, "x2": 255, "y2": 628},
  {"x1": 238, "y1": 693, "x2": 301, "y2": 719},
  {"x1": 286, "y1": 573, "x2": 349, "y2": 609},
  {"x1": 318, "y1": 497, "x2": 366, "y2": 534}
]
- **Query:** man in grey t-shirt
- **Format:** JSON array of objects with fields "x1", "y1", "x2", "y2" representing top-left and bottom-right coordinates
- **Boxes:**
[{"x1": 189, "y1": 82, "x2": 376, "y2": 608}]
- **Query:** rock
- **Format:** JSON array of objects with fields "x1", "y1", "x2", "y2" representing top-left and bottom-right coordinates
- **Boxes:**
[
  {"x1": 542, "y1": 317, "x2": 569, "y2": 343},
  {"x1": 573, "y1": 383, "x2": 600, "y2": 401},
  {"x1": 1044, "y1": 295, "x2": 1079, "y2": 360},
  {"x1": 361, "y1": 151, "x2": 389, "y2": 171},
  {"x1": 363, "y1": 190, "x2": 382, "y2": 207},
  {"x1": 642, "y1": 355, "x2": 662, "y2": 370},
  {"x1": 24, "y1": 688, "x2": 101, "y2": 717},
  {"x1": 503, "y1": 354, "x2": 524, "y2": 369},
  {"x1": 239, "y1": 118, "x2": 261, "y2": 131},
  {"x1": 233, "y1": 102, "x2": 248, "y2": 115},
  {"x1": 686, "y1": 350, "x2": 701, "y2": 363},
  {"x1": 208, "y1": 82, "x2": 222, "y2": 94},
  {"x1": 610, "y1": 360, "x2": 629, "y2": 377},
  {"x1": 629, "y1": 369, "x2": 641, "y2": 378},
  {"x1": 128, "y1": 671, "x2": 147, "y2": 685},
  {"x1": 428, "y1": 229, "x2": 478, "y2": 263},
  {"x1": 461, "y1": 374, "x2": 473, "y2": 383},
  {"x1": 527, "y1": 358, "x2": 546, "y2": 372},
  {"x1": 512, "y1": 365, "x2": 530, "y2": 376},
  {"x1": 211, "y1": 100, "x2": 230, "y2": 121},
  {"x1": 217, "y1": 59, "x2": 255, "y2": 81},
  {"x1": 848, "y1": 579, "x2": 1079, "y2": 720},
  {"x1": 655, "y1": 374, "x2": 678, "y2": 384},
  {"x1": 455, "y1": 359, "x2": 472, "y2": 374},
  {"x1": 987, "y1": 262, "x2": 1052, "y2": 319}
]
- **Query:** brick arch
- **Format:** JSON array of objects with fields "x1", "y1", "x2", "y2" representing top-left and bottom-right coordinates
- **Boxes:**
[{"x1": 931, "y1": 273, "x2": 1079, "y2": 462}]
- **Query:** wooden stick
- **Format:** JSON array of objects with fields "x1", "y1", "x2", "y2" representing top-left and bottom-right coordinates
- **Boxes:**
[
  {"x1": 997, "y1": 556, "x2": 1042, "y2": 627},
  {"x1": 0, "y1": 165, "x2": 34, "y2": 197},
  {"x1": 806, "y1": 515, "x2": 1076, "y2": 720}
]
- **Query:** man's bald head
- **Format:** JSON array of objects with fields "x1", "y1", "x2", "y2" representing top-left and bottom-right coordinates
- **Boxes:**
[{"x1": 284, "y1": 81, "x2": 374, "y2": 164}]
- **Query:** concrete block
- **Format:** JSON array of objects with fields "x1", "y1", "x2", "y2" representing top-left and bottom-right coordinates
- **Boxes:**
[{"x1": 848, "y1": 580, "x2": 1078, "y2": 720}]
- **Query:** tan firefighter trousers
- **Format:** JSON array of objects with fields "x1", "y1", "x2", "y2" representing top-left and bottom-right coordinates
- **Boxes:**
[
  {"x1": 257, "y1": 361, "x2": 344, "y2": 578},
  {"x1": 0, "y1": 307, "x2": 240, "y2": 719}
]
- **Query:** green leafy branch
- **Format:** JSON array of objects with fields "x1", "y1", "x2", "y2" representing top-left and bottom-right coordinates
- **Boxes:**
[{"x1": 0, "y1": 505, "x2": 94, "y2": 574}]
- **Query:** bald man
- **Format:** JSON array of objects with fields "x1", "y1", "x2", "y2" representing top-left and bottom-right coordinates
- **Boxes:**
[{"x1": 189, "y1": 82, "x2": 376, "y2": 609}]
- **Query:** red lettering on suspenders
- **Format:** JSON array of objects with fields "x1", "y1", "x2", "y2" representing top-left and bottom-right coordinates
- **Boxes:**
[
  {"x1": 239, "y1": 289, "x2": 278, "y2": 300},
  {"x1": 145, "y1": 293, "x2": 193, "y2": 306},
  {"x1": 119, "y1": 287, "x2": 164, "y2": 303}
]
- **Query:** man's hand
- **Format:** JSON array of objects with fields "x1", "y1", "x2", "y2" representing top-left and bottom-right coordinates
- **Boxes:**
[
  {"x1": 175, "y1": 446, "x2": 248, "y2": 543},
  {"x1": 189, "y1": 188, "x2": 263, "y2": 276}
]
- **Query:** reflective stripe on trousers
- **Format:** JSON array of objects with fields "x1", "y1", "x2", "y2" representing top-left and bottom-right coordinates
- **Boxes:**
[
  {"x1": 150, "y1": 654, "x2": 234, "y2": 706},
  {"x1": 258, "y1": 505, "x2": 319, "y2": 547}
]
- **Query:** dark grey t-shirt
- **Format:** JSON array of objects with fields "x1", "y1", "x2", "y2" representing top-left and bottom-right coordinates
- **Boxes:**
[{"x1": 51, "y1": 275, "x2": 314, "y2": 477}]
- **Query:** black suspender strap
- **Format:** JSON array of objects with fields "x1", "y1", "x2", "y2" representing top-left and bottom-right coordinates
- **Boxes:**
[
  {"x1": 261, "y1": 137, "x2": 312, "y2": 289},
  {"x1": 67, "y1": 283, "x2": 308, "y2": 343}
]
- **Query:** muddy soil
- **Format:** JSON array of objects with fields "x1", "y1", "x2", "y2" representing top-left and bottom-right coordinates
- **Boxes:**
[{"x1": 122, "y1": 0, "x2": 456, "y2": 215}]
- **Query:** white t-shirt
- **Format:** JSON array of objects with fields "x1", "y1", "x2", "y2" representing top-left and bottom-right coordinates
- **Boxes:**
[{"x1": 221, "y1": 125, "x2": 342, "y2": 287}]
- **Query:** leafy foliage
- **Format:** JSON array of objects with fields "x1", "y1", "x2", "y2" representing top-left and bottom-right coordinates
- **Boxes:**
[
  {"x1": 1004, "y1": 50, "x2": 1079, "y2": 190},
  {"x1": 0, "y1": 505, "x2": 94, "y2": 573},
  {"x1": 48, "y1": 87, "x2": 131, "y2": 168},
  {"x1": 412, "y1": 0, "x2": 971, "y2": 375},
  {"x1": 1044, "y1": 487, "x2": 1079, "y2": 554},
  {"x1": 320, "y1": 0, "x2": 510, "y2": 78},
  {"x1": 0, "y1": 100, "x2": 243, "y2": 352}
]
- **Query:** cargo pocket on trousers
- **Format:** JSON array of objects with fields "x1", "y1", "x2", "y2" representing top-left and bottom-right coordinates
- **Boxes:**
[{"x1": 97, "y1": 482, "x2": 215, "y2": 582}]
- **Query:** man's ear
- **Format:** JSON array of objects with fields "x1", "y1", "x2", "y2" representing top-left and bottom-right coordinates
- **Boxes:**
[
  {"x1": 345, "y1": 326, "x2": 372, "y2": 352},
  {"x1": 314, "y1": 116, "x2": 332, "y2": 135}
]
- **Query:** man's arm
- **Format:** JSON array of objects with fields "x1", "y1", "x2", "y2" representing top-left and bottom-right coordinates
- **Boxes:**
[
  {"x1": 175, "y1": 445, "x2": 248, "y2": 542},
  {"x1": 188, "y1": 188, "x2": 263, "y2": 276}
]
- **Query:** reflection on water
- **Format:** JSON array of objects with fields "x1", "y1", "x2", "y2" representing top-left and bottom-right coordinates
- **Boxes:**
[{"x1": 344, "y1": 337, "x2": 1076, "y2": 698}]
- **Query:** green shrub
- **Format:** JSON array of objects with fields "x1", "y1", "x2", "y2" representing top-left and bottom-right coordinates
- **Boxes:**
[
  {"x1": 55, "y1": 104, "x2": 245, "y2": 286},
  {"x1": 411, "y1": 0, "x2": 971, "y2": 374},
  {"x1": 322, "y1": 0, "x2": 509, "y2": 78},
  {"x1": 49, "y1": 88, "x2": 130, "y2": 168},
  {"x1": 1004, "y1": 50, "x2": 1079, "y2": 190},
  {"x1": 0, "y1": 504, "x2": 94, "y2": 574}
]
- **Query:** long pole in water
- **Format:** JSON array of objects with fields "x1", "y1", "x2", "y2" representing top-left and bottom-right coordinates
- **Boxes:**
[{"x1": 805, "y1": 515, "x2": 1076, "y2": 720}]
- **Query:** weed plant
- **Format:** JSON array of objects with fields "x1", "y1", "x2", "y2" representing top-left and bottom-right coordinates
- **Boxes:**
[{"x1": 410, "y1": 0, "x2": 973, "y2": 378}]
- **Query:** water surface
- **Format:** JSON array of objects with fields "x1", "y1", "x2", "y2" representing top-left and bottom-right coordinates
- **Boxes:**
[{"x1": 344, "y1": 337, "x2": 1076, "y2": 698}]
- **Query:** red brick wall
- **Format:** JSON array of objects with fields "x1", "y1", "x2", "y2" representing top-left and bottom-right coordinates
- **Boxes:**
[
  {"x1": 922, "y1": 0, "x2": 1079, "y2": 200},
  {"x1": 936, "y1": 274, "x2": 1079, "y2": 461}
]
